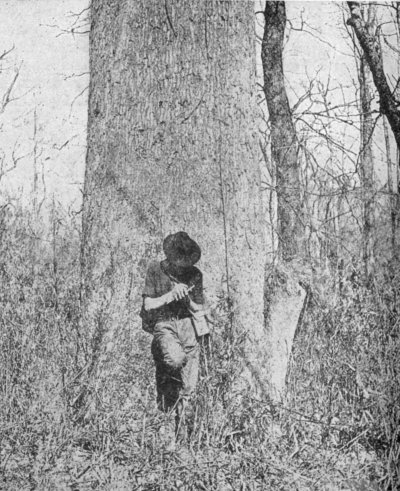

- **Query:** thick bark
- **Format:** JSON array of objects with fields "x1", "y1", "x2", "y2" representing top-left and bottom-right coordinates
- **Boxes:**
[
  {"x1": 77, "y1": 0, "x2": 267, "y2": 417},
  {"x1": 261, "y1": 1, "x2": 303, "y2": 261},
  {"x1": 347, "y1": 1, "x2": 400, "y2": 152}
]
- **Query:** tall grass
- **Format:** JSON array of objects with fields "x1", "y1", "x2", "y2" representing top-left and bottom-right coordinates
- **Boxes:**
[
  {"x1": 286, "y1": 274, "x2": 400, "y2": 490},
  {"x1": 0, "y1": 207, "x2": 399, "y2": 489}
]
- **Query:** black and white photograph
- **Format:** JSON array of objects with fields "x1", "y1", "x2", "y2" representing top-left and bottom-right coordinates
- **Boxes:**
[{"x1": 0, "y1": 1, "x2": 399, "y2": 489}]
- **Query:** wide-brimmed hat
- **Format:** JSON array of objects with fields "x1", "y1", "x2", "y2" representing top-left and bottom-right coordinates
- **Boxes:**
[{"x1": 163, "y1": 231, "x2": 201, "y2": 266}]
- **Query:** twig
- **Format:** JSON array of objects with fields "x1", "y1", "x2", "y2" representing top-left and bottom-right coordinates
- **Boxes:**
[
  {"x1": 0, "y1": 45, "x2": 14, "y2": 61},
  {"x1": 180, "y1": 91, "x2": 206, "y2": 123},
  {"x1": 164, "y1": 0, "x2": 177, "y2": 37}
]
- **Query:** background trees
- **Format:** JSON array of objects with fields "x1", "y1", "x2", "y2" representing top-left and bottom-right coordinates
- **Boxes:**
[
  {"x1": 347, "y1": 1, "x2": 400, "y2": 151},
  {"x1": 346, "y1": 1, "x2": 400, "y2": 272}
]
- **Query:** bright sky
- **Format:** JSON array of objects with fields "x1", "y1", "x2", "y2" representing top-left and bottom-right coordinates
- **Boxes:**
[{"x1": 0, "y1": 0, "x2": 89, "y2": 212}]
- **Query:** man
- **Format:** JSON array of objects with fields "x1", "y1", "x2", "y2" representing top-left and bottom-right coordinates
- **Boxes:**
[{"x1": 141, "y1": 231, "x2": 208, "y2": 445}]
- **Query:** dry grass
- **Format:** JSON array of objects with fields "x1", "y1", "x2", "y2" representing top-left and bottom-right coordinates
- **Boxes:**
[{"x1": 1, "y1": 210, "x2": 399, "y2": 490}]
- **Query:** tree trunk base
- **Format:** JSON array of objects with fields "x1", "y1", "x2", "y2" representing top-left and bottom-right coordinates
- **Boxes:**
[{"x1": 267, "y1": 281, "x2": 307, "y2": 401}]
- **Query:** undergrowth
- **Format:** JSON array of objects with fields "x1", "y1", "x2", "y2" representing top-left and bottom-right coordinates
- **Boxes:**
[{"x1": 0, "y1": 208, "x2": 399, "y2": 490}]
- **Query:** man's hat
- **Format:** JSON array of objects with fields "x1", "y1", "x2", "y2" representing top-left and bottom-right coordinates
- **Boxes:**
[{"x1": 163, "y1": 231, "x2": 201, "y2": 266}]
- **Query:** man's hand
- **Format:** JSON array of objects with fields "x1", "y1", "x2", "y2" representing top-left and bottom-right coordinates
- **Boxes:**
[{"x1": 170, "y1": 283, "x2": 189, "y2": 301}]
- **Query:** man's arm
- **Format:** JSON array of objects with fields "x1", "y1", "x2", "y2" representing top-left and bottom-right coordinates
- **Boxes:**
[
  {"x1": 144, "y1": 283, "x2": 191, "y2": 311},
  {"x1": 144, "y1": 293, "x2": 172, "y2": 311}
]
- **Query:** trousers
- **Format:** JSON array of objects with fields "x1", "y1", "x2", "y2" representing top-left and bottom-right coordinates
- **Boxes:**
[{"x1": 151, "y1": 318, "x2": 199, "y2": 413}]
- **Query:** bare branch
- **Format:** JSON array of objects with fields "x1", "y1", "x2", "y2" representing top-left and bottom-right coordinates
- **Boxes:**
[
  {"x1": 0, "y1": 142, "x2": 31, "y2": 182},
  {"x1": 286, "y1": 13, "x2": 353, "y2": 58},
  {"x1": 67, "y1": 7, "x2": 90, "y2": 28},
  {"x1": 383, "y1": 35, "x2": 400, "y2": 54},
  {"x1": 0, "y1": 64, "x2": 20, "y2": 113},
  {"x1": 69, "y1": 86, "x2": 89, "y2": 117},
  {"x1": 0, "y1": 45, "x2": 15, "y2": 62},
  {"x1": 164, "y1": 0, "x2": 177, "y2": 37},
  {"x1": 62, "y1": 71, "x2": 90, "y2": 81},
  {"x1": 40, "y1": 23, "x2": 90, "y2": 38}
]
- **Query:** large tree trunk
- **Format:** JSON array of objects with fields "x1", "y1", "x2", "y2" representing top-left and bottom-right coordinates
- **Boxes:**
[
  {"x1": 77, "y1": 0, "x2": 267, "y2": 417},
  {"x1": 261, "y1": 1, "x2": 306, "y2": 401}
]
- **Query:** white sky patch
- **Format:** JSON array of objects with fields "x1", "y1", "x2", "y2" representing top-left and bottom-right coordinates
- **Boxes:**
[{"x1": 0, "y1": 0, "x2": 89, "y2": 212}]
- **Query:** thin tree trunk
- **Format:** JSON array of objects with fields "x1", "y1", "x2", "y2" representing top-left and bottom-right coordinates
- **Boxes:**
[
  {"x1": 261, "y1": 1, "x2": 306, "y2": 400},
  {"x1": 261, "y1": 1, "x2": 302, "y2": 262},
  {"x1": 77, "y1": 0, "x2": 267, "y2": 418},
  {"x1": 354, "y1": 3, "x2": 377, "y2": 280},
  {"x1": 359, "y1": 37, "x2": 375, "y2": 279},
  {"x1": 383, "y1": 115, "x2": 397, "y2": 257},
  {"x1": 33, "y1": 107, "x2": 39, "y2": 219}
]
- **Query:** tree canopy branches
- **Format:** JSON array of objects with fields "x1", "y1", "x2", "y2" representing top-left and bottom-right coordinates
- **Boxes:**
[{"x1": 347, "y1": 1, "x2": 400, "y2": 151}]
